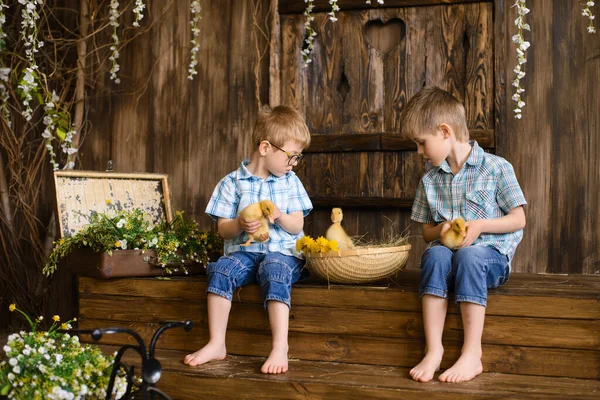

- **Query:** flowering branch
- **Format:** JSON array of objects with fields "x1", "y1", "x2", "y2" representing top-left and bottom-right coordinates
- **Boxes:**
[
  {"x1": 0, "y1": 1, "x2": 9, "y2": 128},
  {"x1": 511, "y1": 0, "x2": 530, "y2": 119},
  {"x1": 133, "y1": 0, "x2": 146, "y2": 27},
  {"x1": 188, "y1": 1, "x2": 202, "y2": 80},
  {"x1": 302, "y1": 0, "x2": 316, "y2": 67},
  {"x1": 583, "y1": 1, "x2": 596, "y2": 33},
  {"x1": 109, "y1": 0, "x2": 121, "y2": 83},
  {"x1": 328, "y1": 0, "x2": 340, "y2": 22}
]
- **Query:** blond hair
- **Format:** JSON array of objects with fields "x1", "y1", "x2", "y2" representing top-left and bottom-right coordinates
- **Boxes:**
[
  {"x1": 400, "y1": 86, "x2": 469, "y2": 142},
  {"x1": 252, "y1": 105, "x2": 311, "y2": 149}
]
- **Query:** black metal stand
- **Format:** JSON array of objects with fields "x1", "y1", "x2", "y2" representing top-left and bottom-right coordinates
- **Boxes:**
[{"x1": 66, "y1": 320, "x2": 193, "y2": 400}]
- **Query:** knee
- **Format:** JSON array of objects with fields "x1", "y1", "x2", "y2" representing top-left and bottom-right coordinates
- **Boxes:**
[{"x1": 453, "y1": 247, "x2": 487, "y2": 270}]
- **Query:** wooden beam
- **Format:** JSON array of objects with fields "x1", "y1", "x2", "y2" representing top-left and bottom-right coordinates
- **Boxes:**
[
  {"x1": 306, "y1": 130, "x2": 494, "y2": 153},
  {"x1": 310, "y1": 196, "x2": 413, "y2": 208},
  {"x1": 278, "y1": 0, "x2": 492, "y2": 15},
  {"x1": 307, "y1": 133, "x2": 381, "y2": 153}
]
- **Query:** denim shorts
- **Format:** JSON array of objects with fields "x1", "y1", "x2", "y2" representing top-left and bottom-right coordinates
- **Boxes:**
[
  {"x1": 419, "y1": 245, "x2": 510, "y2": 307},
  {"x1": 206, "y1": 251, "x2": 305, "y2": 309}
]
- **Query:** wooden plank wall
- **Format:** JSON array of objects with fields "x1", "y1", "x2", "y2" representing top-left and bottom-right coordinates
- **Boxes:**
[
  {"x1": 80, "y1": 0, "x2": 600, "y2": 275},
  {"x1": 496, "y1": 0, "x2": 600, "y2": 274},
  {"x1": 278, "y1": 2, "x2": 494, "y2": 269},
  {"x1": 81, "y1": 0, "x2": 270, "y2": 229}
]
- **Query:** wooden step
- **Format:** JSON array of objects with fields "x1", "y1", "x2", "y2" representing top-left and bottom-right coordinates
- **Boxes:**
[
  {"x1": 78, "y1": 270, "x2": 600, "y2": 380},
  {"x1": 101, "y1": 346, "x2": 600, "y2": 400}
]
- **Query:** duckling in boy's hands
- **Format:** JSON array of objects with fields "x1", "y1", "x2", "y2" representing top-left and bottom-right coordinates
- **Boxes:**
[
  {"x1": 326, "y1": 207, "x2": 355, "y2": 250},
  {"x1": 440, "y1": 218, "x2": 467, "y2": 250},
  {"x1": 239, "y1": 200, "x2": 276, "y2": 246}
]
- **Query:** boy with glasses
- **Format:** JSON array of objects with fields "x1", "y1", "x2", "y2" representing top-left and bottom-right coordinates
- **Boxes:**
[{"x1": 184, "y1": 105, "x2": 312, "y2": 375}]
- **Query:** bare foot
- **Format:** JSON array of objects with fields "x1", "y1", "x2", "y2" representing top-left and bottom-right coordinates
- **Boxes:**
[
  {"x1": 260, "y1": 345, "x2": 288, "y2": 374},
  {"x1": 183, "y1": 342, "x2": 227, "y2": 367},
  {"x1": 438, "y1": 352, "x2": 482, "y2": 383},
  {"x1": 410, "y1": 347, "x2": 443, "y2": 382}
]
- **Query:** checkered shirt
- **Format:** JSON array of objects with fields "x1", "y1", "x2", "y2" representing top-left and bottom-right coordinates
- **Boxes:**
[
  {"x1": 206, "y1": 160, "x2": 313, "y2": 257},
  {"x1": 411, "y1": 141, "x2": 527, "y2": 264}
]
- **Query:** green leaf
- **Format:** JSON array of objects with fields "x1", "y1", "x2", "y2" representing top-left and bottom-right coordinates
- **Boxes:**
[
  {"x1": 1, "y1": 384, "x2": 11, "y2": 395},
  {"x1": 56, "y1": 127, "x2": 67, "y2": 141},
  {"x1": 34, "y1": 91, "x2": 44, "y2": 105}
]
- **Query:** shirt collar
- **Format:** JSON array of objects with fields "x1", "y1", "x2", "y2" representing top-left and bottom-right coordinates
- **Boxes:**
[
  {"x1": 437, "y1": 140, "x2": 482, "y2": 173},
  {"x1": 237, "y1": 160, "x2": 281, "y2": 182}
]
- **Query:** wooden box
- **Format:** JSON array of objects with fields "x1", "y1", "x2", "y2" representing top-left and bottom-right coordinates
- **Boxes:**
[
  {"x1": 66, "y1": 248, "x2": 204, "y2": 279},
  {"x1": 54, "y1": 170, "x2": 203, "y2": 278}
]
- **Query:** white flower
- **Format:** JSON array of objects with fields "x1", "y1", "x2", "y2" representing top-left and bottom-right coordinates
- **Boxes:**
[
  {"x1": 116, "y1": 218, "x2": 126, "y2": 228},
  {"x1": 13, "y1": 365, "x2": 21, "y2": 374},
  {"x1": 9, "y1": 358, "x2": 18, "y2": 366},
  {"x1": 3, "y1": 345, "x2": 10, "y2": 352}
]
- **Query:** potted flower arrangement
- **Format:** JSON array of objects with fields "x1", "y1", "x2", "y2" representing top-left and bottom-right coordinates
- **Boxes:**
[
  {"x1": 43, "y1": 209, "x2": 223, "y2": 278},
  {"x1": 0, "y1": 305, "x2": 128, "y2": 399}
]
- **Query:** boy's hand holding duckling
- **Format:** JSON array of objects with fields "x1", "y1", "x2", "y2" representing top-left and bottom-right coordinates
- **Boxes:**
[
  {"x1": 238, "y1": 200, "x2": 279, "y2": 245},
  {"x1": 461, "y1": 219, "x2": 486, "y2": 247},
  {"x1": 440, "y1": 218, "x2": 486, "y2": 248}
]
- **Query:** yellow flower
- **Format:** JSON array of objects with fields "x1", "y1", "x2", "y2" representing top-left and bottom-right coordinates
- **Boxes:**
[
  {"x1": 327, "y1": 240, "x2": 339, "y2": 252},
  {"x1": 315, "y1": 236, "x2": 331, "y2": 253},
  {"x1": 53, "y1": 315, "x2": 60, "y2": 322},
  {"x1": 59, "y1": 238, "x2": 65, "y2": 245},
  {"x1": 106, "y1": 199, "x2": 112, "y2": 204},
  {"x1": 9, "y1": 303, "x2": 16, "y2": 312},
  {"x1": 114, "y1": 241, "x2": 121, "y2": 248},
  {"x1": 60, "y1": 323, "x2": 68, "y2": 330},
  {"x1": 73, "y1": 317, "x2": 77, "y2": 322}
]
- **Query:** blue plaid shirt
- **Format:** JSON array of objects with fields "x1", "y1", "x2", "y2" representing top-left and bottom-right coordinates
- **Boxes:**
[
  {"x1": 411, "y1": 141, "x2": 527, "y2": 264},
  {"x1": 206, "y1": 160, "x2": 313, "y2": 258}
]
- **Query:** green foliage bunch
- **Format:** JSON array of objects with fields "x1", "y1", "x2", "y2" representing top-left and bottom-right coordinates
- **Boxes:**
[{"x1": 43, "y1": 209, "x2": 223, "y2": 276}]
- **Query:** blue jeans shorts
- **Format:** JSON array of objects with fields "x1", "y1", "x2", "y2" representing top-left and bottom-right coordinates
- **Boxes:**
[
  {"x1": 419, "y1": 245, "x2": 510, "y2": 307},
  {"x1": 206, "y1": 251, "x2": 305, "y2": 309}
]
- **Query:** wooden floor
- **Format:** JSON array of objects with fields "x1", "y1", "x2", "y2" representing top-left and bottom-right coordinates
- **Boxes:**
[{"x1": 77, "y1": 269, "x2": 600, "y2": 399}]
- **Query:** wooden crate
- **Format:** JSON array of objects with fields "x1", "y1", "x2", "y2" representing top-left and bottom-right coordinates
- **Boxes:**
[{"x1": 54, "y1": 170, "x2": 201, "y2": 278}]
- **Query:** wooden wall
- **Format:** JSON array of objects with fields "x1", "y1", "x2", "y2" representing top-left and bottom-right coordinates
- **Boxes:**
[
  {"x1": 496, "y1": 0, "x2": 600, "y2": 274},
  {"x1": 81, "y1": 0, "x2": 270, "y2": 229},
  {"x1": 81, "y1": 0, "x2": 600, "y2": 275}
]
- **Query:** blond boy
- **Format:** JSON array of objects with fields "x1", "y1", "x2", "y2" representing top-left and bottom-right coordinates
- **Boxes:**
[{"x1": 401, "y1": 87, "x2": 526, "y2": 383}]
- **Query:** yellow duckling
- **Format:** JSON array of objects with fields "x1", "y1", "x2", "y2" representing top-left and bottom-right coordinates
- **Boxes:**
[
  {"x1": 325, "y1": 208, "x2": 355, "y2": 250},
  {"x1": 239, "y1": 200, "x2": 276, "y2": 247},
  {"x1": 440, "y1": 218, "x2": 467, "y2": 250}
]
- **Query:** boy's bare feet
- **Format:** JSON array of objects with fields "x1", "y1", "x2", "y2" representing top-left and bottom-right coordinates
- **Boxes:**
[
  {"x1": 261, "y1": 345, "x2": 288, "y2": 374},
  {"x1": 438, "y1": 352, "x2": 482, "y2": 383},
  {"x1": 183, "y1": 342, "x2": 227, "y2": 366},
  {"x1": 410, "y1": 347, "x2": 443, "y2": 382}
]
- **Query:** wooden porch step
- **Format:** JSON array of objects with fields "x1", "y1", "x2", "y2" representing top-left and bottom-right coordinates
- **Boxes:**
[
  {"x1": 105, "y1": 346, "x2": 600, "y2": 400},
  {"x1": 78, "y1": 270, "x2": 600, "y2": 380}
]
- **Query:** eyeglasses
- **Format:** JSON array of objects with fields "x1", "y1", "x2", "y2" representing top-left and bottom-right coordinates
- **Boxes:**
[{"x1": 267, "y1": 142, "x2": 304, "y2": 166}]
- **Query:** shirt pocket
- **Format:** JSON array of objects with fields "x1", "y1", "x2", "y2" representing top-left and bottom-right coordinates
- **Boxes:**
[{"x1": 466, "y1": 189, "x2": 496, "y2": 220}]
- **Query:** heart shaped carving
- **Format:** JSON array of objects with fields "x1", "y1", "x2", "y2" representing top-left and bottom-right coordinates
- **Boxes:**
[{"x1": 364, "y1": 18, "x2": 405, "y2": 55}]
